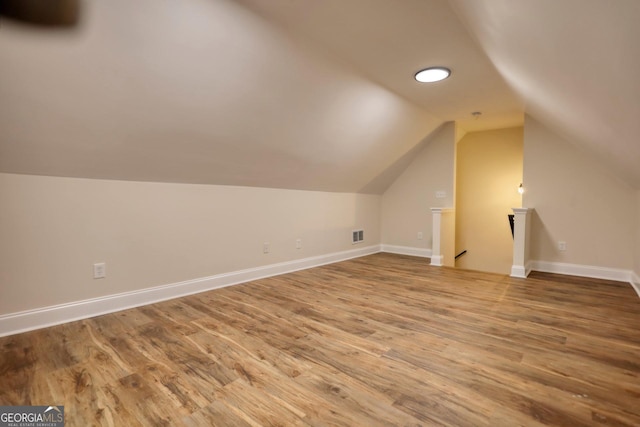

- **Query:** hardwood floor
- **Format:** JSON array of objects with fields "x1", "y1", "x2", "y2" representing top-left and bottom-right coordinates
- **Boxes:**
[{"x1": 1, "y1": 253, "x2": 639, "y2": 426}]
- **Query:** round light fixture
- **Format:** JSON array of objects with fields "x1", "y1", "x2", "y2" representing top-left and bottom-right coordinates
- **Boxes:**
[{"x1": 414, "y1": 67, "x2": 451, "y2": 83}]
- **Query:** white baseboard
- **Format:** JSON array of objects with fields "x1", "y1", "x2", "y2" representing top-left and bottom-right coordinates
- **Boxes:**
[
  {"x1": 530, "y1": 260, "x2": 636, "y2": 287},
  {"x1": 631, "y1": 271, "x2": 640, "y2": 298},
  {"x1": 430, "y1": 255, "x2": 443, "y2": 266},
  {"x1": 510, "y1": 261, "x2": 533, "y2": 279},
  {"x1": 380, "y1": 244, "x2": 432, "y2": 258},
  {"x1": 0, "y1": 245, "x2": 381, "y2": 338}
]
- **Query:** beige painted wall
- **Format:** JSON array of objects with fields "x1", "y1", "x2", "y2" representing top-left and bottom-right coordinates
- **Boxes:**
[
  {"x1": 381, "y1": 123, "x2": 456, "y2": 250},
  {"x1": 0, "y1": 173, "x2": 380, "y2": 315},
  {"x1": 0, "y1": 0, "x2": 441, "y2": 193},
  {"x1": 635, "y1": 191, "x2": 640, "y2": 278},
  {"x1": 523, "y1": 115, "x2": 635, "y2": 270},
  {"x1": 455, "y1": 127, "x2": 523, "y2": 274}
]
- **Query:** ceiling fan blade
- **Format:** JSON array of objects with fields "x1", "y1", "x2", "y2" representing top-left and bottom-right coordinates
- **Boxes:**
[{"x1": 0, "y1": 0, "x2": 80, "y2": 27}]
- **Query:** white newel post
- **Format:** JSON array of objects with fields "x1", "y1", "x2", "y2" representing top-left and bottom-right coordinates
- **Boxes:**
[
  {"x1": 511, "y1": 207, "x2": 533, "y2": 278},
  {"x1": 430, "y1": 207, "x2": 454, "y2": 267}
]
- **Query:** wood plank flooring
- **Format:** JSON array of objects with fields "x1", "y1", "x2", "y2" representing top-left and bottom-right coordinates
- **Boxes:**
[{"x1": 1, "y1": 253, "x2": 639, "y2": 426}]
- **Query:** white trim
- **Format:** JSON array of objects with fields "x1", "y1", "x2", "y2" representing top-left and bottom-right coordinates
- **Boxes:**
[
  {"x1": 510, "y1": 261, "x2": 533, "y2": 278},
  {"x1": 430, "y1": 255, "x2": 444, "y2": 266},
  {"x1": 380, "y1": 244, "x2": 432, "y2": 258},
  {"x1": 530, "y1": 260, "x2": 639, "y2": 299},
  {"x1": 510, "y1": 265, "x2": 526, "y2": 278},
  {"x1": 631, "y1": 271, "x2": 640, "y2": 298},
  {"x1": 0, "y1": 245, "x2": 381, "y2": 338},
  {"x1": 530, "y1": 260, "x2": 632, "y2": 283},
  {"x1": 430, "y1": 207, "x2": 454, "y2": 214},
  {"x1": 430, "y1": 207, "x2": 454, "y2": 267},
  {"x1": 510, "y1": 207, "x2": 533, "y2": 279}
]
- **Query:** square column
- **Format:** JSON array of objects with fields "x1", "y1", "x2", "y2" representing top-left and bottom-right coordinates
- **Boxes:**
[
  {"x1": 430, "y1": 207, "x2": 454, "y2": 266},
  {"x1": 511, "y1": 207, "x2": 533, "y2": 278}
]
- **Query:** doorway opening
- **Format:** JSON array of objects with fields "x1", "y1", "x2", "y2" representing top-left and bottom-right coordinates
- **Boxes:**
[{"x1": 454, "y1": 127, "x2": 523, "y2": 274}]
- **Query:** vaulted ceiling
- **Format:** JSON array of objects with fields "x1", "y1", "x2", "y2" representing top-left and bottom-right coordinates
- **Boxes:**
[{"x1": 1, "y1": 0, "x2": 638, "y2": 192}]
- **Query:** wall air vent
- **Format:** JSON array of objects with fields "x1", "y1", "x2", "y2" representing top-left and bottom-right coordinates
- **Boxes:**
[{"x1": 352, "y1": 229, "x2": 364, "y2": 244}]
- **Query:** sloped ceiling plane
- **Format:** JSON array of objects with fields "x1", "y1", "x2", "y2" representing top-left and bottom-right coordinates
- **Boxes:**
[{"x1": 1, "y1": 0, "x2": 638, "y2": 192}]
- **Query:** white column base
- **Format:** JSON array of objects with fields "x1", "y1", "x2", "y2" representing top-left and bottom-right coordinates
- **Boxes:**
[
  {"x1": 430, "y1": 255, "x2": 444, "y2": 266},
  {"x1": 510, "y1": 264, "x2": 530, "y2": 278}
]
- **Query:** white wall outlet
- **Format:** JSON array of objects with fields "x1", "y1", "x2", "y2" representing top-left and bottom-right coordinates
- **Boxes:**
[
  {"x1": 296, "y1": 238, "x2": 302, "y2": 249},
  {"x1": 435, "y1": 190, "x2": 446, "y2": 199},
  {"x1": 558, "y1": 241, "x2": 567, "y2": 251},
  {"x1": 93, "y1": 262, "x2": 106, "y2": 279},
  {"x1": 263, "y1": 242, "x2": 270, "y2": 254},
  {"x1": 417, "y1": 231, "x2": 423, "y2": 240}
]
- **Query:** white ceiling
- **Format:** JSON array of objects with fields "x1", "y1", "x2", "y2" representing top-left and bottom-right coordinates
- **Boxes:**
[
  {"x1": 450, "y1": 0, "x2": 640, "y2": 188},
  {"x1": 1, "y1": 0, "x2": 638, "y2": 191},
  {"x1": 236, "y1": 0, "x2": 524, "y2": 132}
]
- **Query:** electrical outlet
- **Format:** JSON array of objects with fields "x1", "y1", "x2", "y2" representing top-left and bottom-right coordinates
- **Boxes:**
[
  {"x1": 435, "y1": 190, "x2": 446, "y2": 199},
  {"x1": 263, "y1": 242, "x2": 270, "y2": 254},
  {"x1": 93, "y1": 262, "x2": 106, "y2": 279},
  {"x1": 296, "y1": 239, "x2": 302, "y2": 249},
  {"x1": 558, "y1": 241, "x2": 567, "y2": 251},
  {"x1": 417, "y1": 232, "x2": 423, "y2": 240}
]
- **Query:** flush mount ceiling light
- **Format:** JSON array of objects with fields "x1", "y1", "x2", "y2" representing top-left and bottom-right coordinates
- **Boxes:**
[{"x1": 414, "y1": 67, "x2": 451, "y2": 83}]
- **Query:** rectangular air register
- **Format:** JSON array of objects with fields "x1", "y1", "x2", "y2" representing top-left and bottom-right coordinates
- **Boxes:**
[{"x1": 352, "y1": 229, "x2": 364, "y2": 244}]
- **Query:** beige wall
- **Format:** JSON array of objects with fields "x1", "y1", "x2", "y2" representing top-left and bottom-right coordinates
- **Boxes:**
[
  {"x1": 381, "y1": 123, "x2": 456, "y2": 250},
  {"x1": 523, "y1": 115, "x2": 635, "y2": 270},
  {"x1": 636, "y1": 191, "x2": 640, "y2": 278},
  {"x1": 455, "y1": 127, "x2": 523, "y2": 274},
  {"x1": 0, "y1": 0, "x2": 441, "y2": 193},
  {"x1": 0, "y1": 173, "x2": 380, "y2": 315}
]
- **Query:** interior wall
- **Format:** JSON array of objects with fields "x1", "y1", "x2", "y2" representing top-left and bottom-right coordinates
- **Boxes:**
[
  {"x1": 455, "y1": 127, "x2": 523, "y2": 274},
  {"x1": 0, "y1": 173, "x2": 381, "y2": 316},
  {"x1": 635, "y1": 191, "x2": 640, "y2": 281},
  {"x1": 380, "y1": 123, "x2": 456, "y2": 251},
  {"x1": 0, "y1": 0, "x2": 441, "y2": 193},
  {"x1": 523, "y1": 115, "x2": 635, "y2": 270}
]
